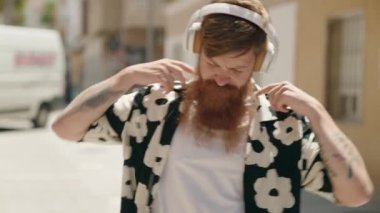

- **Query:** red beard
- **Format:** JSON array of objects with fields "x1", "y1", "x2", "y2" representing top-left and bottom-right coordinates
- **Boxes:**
[{"x1": 180, "y1": 78, "x2": 253, "y2": 150}]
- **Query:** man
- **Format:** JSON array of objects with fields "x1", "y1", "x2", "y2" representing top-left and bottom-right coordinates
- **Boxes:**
[{"x1": 52, "y1": 0, "x2": 374, "y2": 212}]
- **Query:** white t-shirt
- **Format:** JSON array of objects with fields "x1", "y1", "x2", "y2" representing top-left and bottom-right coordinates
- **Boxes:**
[{"x1": 153, "y1": 122, "x2": 246, "y2": 213}]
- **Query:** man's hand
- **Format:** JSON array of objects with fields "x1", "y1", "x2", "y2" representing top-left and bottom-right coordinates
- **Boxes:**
[
  {"x1": 255, "y1": 81, "x2": 322, "y2": 119},
  {"x1": 119, "y1": 58, "x2": 195, "y2": 92}
]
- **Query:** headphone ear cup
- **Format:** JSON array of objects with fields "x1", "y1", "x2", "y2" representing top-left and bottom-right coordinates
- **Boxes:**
[
  {"x1": 253, "y1": 40, "x2": 276, "y2": 72},
  {"x1": 186, "y1": 22, "x2": 202, "y2": 53},
  {"x1": 193, "y1": 29, "x2": 202, "y2": 53},
  {"x1": 253, "y1": 48, "x2": 266, "y2": 72}
]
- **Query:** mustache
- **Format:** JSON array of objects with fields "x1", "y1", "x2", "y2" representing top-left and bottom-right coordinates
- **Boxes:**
[{"x1": 201, "y1": 79, "x2": 239, "y2": 90}]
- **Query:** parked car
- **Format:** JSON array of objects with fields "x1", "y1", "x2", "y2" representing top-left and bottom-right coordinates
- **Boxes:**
[{"x1": 0, "y1": 25, "x2": 66, "y2": 128}]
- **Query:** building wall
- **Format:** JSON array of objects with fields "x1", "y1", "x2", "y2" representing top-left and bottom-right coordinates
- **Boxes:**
[
  {"x1": 57, "y1": 0, "x2": 83, "y2": 49},
  {"x1": 164, "y1": 0, "x2": 208, "y2": 67},
  {"x1": 23, "y1": 0, "x2": 44, "y2": 28},
  {"x1": 254, "y1": 1, "x2": 297, "y2": 85},
  {"x1": 85, "y1": 0, "x2": 123, "y2": 34},
  {"x1": 121, "y1": 0, "x2": 165, "y2": 29},
  {"x1": 295, "y1": 0, "x2": 380, "y2": 182}
]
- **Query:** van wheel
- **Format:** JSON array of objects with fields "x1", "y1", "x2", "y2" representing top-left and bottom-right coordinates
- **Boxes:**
[{"x1": 32, "y1": 104, "x2": 50, "y2": 128}]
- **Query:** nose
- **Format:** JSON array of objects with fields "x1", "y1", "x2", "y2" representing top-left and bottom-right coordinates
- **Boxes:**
[{"x1": 214, "y1": 74, "x2": 231, "y2": 86}]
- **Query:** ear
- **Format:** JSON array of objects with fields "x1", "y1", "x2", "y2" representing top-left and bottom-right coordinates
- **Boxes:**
[{"x1": 193, "y1": 29, "x2": 202, "y2": 53}]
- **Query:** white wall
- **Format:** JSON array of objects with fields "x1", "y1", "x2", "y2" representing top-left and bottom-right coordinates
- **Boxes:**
[
  {"x1": 57, "y1": 0, "x2": 83, "y2": 49},
  {"x1": 165, "y1": 34, "x2": 197, "y2": 64},
  {"x1": 82, "y1": 38, "x2": 105, "y2": 88},
  {"x1": 254, "y1": 1, "x2": 297, "y2": 85},
  {"x1": 65, "y1": 0, "x2": 83, "y2": 48},
  {"x1": 121, "y1": 0, "x2": 165, "y2": 29}
]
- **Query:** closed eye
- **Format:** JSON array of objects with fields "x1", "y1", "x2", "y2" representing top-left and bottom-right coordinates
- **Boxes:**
[
  {"x1": 231, "y1": 68, "x2": 246, "y2": 74},
  {"x1": 207, "y1": 61, "x2": 219, "y2": 67}
]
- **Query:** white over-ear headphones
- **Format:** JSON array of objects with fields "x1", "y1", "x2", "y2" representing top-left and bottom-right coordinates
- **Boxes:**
[{"x1": 184, "y1": 3, "x2": 279, "y2": 72}]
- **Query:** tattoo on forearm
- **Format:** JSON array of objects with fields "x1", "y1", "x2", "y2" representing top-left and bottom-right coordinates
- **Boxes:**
[
  {"x1": 321, "y1": 148, "x2": 338, "y2": 178},
  {"x1": 321, "y1": 132, "x2": 361, "y2": 179},
  {"x1": 81, "y1": 88, "x2": 124, "y2": 109}
]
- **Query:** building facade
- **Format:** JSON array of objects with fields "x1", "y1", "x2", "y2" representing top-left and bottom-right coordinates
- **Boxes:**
[
  {"x1": 56, "y1": 0, "x2": 170, "y2": 97},
  {"x1": 295, "y1": 0, "x2": 380, "y2": 183}
]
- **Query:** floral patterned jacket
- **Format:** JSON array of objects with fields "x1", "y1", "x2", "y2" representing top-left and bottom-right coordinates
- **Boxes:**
[{"x1": 81, "y1": 83, "x2": 336, "y2": 213}]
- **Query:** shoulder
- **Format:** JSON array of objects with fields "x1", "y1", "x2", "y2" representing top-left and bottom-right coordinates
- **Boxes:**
[
  {"x1": 118, "y1": 82, "x2": 184, "y2": 122},
  {"x1": 115, "y1": 82, "x2": 184, "y2": 108},
  {"x1": 136, "y1": 82, "x2": 183, "y2": 107}
]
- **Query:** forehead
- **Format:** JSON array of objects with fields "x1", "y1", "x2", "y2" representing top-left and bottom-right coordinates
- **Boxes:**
[{"x1": 203, "y1": 49, "x2": 256, "y2": 66}]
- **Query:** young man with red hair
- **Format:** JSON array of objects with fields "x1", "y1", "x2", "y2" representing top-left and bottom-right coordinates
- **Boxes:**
[{"x1": 53, "y1": 0, "x2": 373, "y2": 212}]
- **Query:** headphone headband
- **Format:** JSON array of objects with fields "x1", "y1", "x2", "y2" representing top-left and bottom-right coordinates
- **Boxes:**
[{"x1": 184, "y1": 2, "x2": 279, "y2": 72}]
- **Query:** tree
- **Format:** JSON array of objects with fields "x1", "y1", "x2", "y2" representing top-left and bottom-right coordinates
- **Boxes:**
[
  {"x1": 0, "y1": 0, "x2": 4, "y2": 11},
  {"x1": 14, "y1": 0, "x2": 26, "y2": 25},
  {"x1": 41, "y1": 1, "x2": 55, "y2": 27}
]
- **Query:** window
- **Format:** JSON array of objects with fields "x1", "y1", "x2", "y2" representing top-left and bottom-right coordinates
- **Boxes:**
[{"x1": 326, "y1": 13, "x2": 364, "y2": 121}]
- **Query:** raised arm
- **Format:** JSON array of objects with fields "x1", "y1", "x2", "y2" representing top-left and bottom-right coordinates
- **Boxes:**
[
  {"x1": 256, "y1": 81, "x2": 374, "y2": 207},
  {"x1": 52, "y1": 59, "x2": 194, "y2": 141}
]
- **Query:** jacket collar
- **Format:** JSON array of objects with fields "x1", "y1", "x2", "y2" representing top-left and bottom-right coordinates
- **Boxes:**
[{"x1": 253, "y1": 84, "x2": 278, "y2": 122}]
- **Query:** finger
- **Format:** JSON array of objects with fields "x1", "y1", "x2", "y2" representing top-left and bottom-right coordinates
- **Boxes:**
[
  {"x1": 274, "y1": 99, "x2": 290, "y2": 113},
  {"x1": 150, "y1": 68, "x2": 171, "y2": 92},
  {"x1": 160, "y1": 69, "x2": 175, "y2": 91},
  {"x1": 170, "y1": 60, "x2": 196, "y2": 75},
  {"x1": 255, "y1": 83, "x2": 279, "y2": 97},
  {"x1": 279, "y1": 104, "x2": 290, "y2": 113},
  {"x1": 271, "y1": 86, "x2": 288, "y2": 109},
  {"x1": 274, "y1": 91, "x2": 293, "y2": 113},
  {"x1": 164, "y1": 64, "x2": 186, "y2": 84},
  {"x1": 266, "y1": 84, "x2": 284, "y2": 102},
  {"x1": 156, "y1": 73, "x2": 171, "y2": 92}
]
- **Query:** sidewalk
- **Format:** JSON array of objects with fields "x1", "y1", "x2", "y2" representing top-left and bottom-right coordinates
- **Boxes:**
[{"x1": 301, "y1": 190, "x2": 380, "y2": 213}]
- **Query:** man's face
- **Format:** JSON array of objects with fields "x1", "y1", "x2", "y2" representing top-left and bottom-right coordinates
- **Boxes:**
[
  {"x1": 180, "y1": 49, "x2": 256, "y2": 150},
  {"x1": 198, "y1": 48, "x2": 256, "y2": 88}
]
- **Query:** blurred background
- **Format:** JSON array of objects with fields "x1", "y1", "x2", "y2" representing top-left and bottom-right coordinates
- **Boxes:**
[{"x1": 0, "y1": 0, "x2": 379, "y2": 212}]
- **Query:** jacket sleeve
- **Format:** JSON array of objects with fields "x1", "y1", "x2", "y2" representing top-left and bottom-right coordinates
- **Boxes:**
[
  {"x1": 299, "y1": 116, "x2": 338, "y2": 203},
  {"x1": 78, "y1": 92, "x2": 137, "y2": 144}
]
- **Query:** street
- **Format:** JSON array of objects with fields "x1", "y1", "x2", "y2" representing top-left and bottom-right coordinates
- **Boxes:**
[
  {"x1": 0, "y1": 112, "x2": 378, "y2": 213},
  {"x1": 0, "y1": 113, "x2": 123, "y2": 213}
]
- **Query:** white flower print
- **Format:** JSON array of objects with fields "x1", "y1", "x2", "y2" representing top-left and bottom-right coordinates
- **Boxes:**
[
  {"x1": 302, "y1": 161, "x2": 324, "y2": 192},
  {"x1": 113, "y1": 93, "x2": 137, "y2": 121},
  {"x1": 248, "y1": 115, "x2": 261, "y2": 137},
  {"x1": 254, "y1": 169, "x2": 295, "y2": 213},
  {"x1": 123, "y1": 141, "x2": 132, "y2": 160},
  {"x1": 121, "y1": 166, "x2": 136, "y2": 199},
  {"x1": 152, "y1": 145, "x2": 170, "y2": 176},
  {"x1": 273, "y1": 116, "x2": 302, "y2": 146},
  {"x1": 143, "y1": 123, "x2": 171, "y2": 176},
  {"x1": 83, "y1": 117, "x2": 120, "y2": 142},
  {"x1": 144, "y1": 124, "x2": 163, "y2": 168},
  {"x1": 143, "y1": 84, "x2": 176, "y2": 122},
  {"x1": 135, "y1": 183, "x2": 150, "y2": 213},
  {"x1": 298, "y1": 136, "x2": 320, "y2": 183},
  {"x1": 245, "y1": 126, "x2": 278, "y2": 168},
  {"x1": 125, "y1": 110, "x2": 148, "y2": 143},
  {"x1": 255, "y1": 94, "x2": 278, "y2": 121}
]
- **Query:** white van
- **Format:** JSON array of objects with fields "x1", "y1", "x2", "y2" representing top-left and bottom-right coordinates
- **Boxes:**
[{"x1": 0, "y1": 25, "x2": 66, "y2": 128}]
